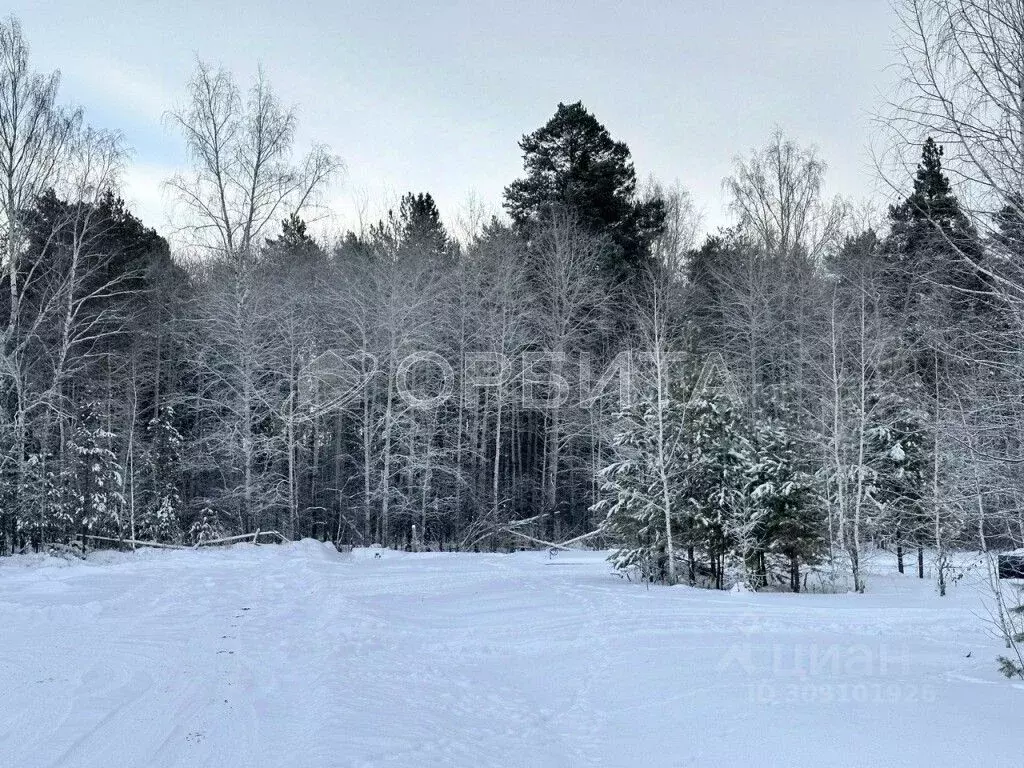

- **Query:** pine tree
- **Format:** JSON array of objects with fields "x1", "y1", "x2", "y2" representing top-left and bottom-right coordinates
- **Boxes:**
[
  {"x1": 504, "y1": 102, "x2": 665, "y2": 284},
  {"x1": 683, "y1": 231, "x2": 736, "y2": 356},
  {"x1": 73, "y1": 403, "x2": 125, "y2": 538},
  {"x1": 864, "y1": 365, "x2": 930, "y2": 574},
  {"x1": 138, "y1": 407, "x2": 183, "y2": 542},
  {"x1": 265, "y1": 213, "x2": 324, "y2": 273},
  {"x1": 884, "y1": 137, "x2": 985, "y2": 380},
  {"x1": 681, "y1": 387, "x2": 753, "y2": 589},
  {"x1": 992, "y1": 195, "x2": 1024, "y2": 262},
  {"x1": 398, "y1": 192, "x2": 456, "y2": 266},
  {"x1": 745, "y1": 418, "x2": 819, "y2": 591},
  {"x1": 362, "y1": 192, "x2": 457, "y2": 269},
  {"x1": 19, "y1": 450, "x2": 75, "y2": 548},
  {"x1": 986, "y1": 195, "x2": 1024, "y2": 317},
  {"x1": 883, "y1": 139, "x2": 981, "y2": 592},
  {"x1": 887, "y1": 138, "x2": 976, "y2": 258},
  {"x1": 188, "y1": 507, "x2": 222, "y2": 545},
  {"x1": 599, "y1": 374, "x2": 757, "y2": 588},
  {"x1": 597, "y1": 392, "x2": 688, "y2": 583},
  {"x1": 997, "y1": 583, "x2": 1024, "y2": 679}
]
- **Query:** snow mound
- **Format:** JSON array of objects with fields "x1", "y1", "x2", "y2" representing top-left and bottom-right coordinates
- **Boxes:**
[
  {"x1": 285, "y1": 538, "x2": 344, "y2": 561},
  {"x1": 0, "y1": 551, "x2": 77, "y2": 571}
]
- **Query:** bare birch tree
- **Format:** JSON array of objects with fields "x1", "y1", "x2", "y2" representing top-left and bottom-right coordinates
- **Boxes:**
[
  {"x1": 725, "y1": 130, "x2": 848, "y2": 262},
  {"x1": 167, "y1": 61, "x2": 341, "y2": 260}
]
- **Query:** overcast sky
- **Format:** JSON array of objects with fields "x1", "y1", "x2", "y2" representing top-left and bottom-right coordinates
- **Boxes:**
[{"x1": 9, "y1": 0, "x2": 899, "y2": 241}]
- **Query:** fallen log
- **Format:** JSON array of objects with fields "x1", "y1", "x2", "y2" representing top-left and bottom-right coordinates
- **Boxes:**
[
  {"x1": 81, "y1": 535, "x2": 186, "y2": 550},
  {"x1": 193, "y1": 530, "x2": 291, "y2": 547},
  {"x1": 502, "y1": 527, "x2": 604, "y2": 551}
]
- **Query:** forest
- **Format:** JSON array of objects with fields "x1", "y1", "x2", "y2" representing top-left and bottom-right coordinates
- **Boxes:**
[{"x1": 3, "y1": 0, "x2": 1024, "y2": 651}]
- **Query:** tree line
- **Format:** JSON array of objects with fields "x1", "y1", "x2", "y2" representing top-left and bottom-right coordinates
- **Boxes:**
[{"x1": 3, "y1": 3, "x2": 1024, "y2": 628}]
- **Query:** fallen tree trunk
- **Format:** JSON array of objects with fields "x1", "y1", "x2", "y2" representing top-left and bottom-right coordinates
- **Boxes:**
[
  {"x1": 79, "y1": 530, "x2": 292, "y2": 551},
  {"x1": 194, "y1": 530, "x2": 291, "y2": 547},
  {"x1": 502, "y1": 526, "x2": 605, "y2": 551},
  {"x1": 80, "y1": 535, "x2": 186, "y2": 550}
]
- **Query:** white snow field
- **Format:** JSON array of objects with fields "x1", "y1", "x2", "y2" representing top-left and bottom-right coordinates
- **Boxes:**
[{"x1": 1, "y1": 542, "x2": 1020, "y2": 768}]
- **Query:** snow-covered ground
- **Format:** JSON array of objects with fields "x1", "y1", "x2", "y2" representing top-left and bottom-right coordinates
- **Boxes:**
[{"x1": 1, "y1": 542, "x2": 1020, "y2": 767}]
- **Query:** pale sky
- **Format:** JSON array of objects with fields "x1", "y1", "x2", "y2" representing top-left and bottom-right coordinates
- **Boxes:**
[{"x1": 9, "y1": 0, "x2": 900, "y2": 242}]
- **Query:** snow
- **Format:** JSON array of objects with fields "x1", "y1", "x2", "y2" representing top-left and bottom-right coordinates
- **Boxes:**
[{"x1": 1, "y1": 542, "x2": 1020, "y2": 767}]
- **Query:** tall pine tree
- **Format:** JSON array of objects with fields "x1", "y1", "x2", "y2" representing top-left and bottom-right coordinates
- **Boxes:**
[{"x1": 504, "y1": 102, "x2": 665, "y2": 285}]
